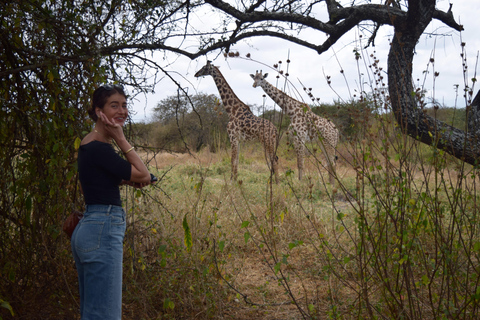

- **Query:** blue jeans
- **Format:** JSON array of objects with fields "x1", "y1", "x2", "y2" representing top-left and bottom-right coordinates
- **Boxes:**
[{"x1": 71, "y1": 204, "x2": 126, "y2": 320}]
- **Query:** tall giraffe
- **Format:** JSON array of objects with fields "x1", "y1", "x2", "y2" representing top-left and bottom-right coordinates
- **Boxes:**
[
  {"x1": 195, "y1": 61, "x2": 279, "y2": 183},
  {"x1": 251, "y1": 70, "x2": 338, "y2": 185}
]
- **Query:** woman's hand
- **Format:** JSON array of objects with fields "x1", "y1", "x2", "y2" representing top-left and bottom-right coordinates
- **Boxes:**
[{"x1": 99, "y1": 111, "x2": 126, "y2": 143}]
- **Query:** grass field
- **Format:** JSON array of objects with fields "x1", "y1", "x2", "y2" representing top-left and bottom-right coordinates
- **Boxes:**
[
  {"x1": 114, "y1": 132, "x2": 480, "y2": 319},
  {"x1": 7, "y1": 127, "x2": 478, "y2": 320}
]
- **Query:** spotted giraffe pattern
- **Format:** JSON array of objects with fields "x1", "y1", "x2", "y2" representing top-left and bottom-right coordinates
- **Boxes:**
[
  {"x1": 251, "y1": 70, "x2": 338, "y2": 185},
  {"x1": 195, "y1": 62, "x2": 279, "y2": 183}
]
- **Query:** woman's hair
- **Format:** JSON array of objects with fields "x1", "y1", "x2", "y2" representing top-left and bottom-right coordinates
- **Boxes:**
[{"x1": 87, "y1": 84, "x2": 127, "y2": 122}]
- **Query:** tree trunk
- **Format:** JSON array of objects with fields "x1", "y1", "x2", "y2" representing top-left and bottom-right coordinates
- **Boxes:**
[
  {"x1": 388, "y1": 0, "x2": 480, "y2": 166},
  {"x1": 468, "y1": 90, "x2": 480, "y2": 137}
]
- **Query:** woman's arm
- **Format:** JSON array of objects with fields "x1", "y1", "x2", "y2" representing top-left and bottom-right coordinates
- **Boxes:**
[
  {"x1": 100, "y1": 112, "x2": 151, "y2": 183},
  {"x1": 117, "y1": 139, "x2": 151, "y2": 183}
]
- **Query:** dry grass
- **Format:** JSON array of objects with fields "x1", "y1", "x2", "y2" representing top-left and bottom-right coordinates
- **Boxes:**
[
  {"x1": 121, "y1": 136, "x2": 480, "y2": 319},
  {"x1": 121, "y1": 141, "x2": 362, "y2": 319}
]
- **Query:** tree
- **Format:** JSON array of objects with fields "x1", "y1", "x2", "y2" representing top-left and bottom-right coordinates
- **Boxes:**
[
  {"x1": 188, "y1": 0, "x2": 476, "y2": 165},
  {"x1": 152, "y1": 93, "x2": 229, "y2": 152},
  {"x1": 1, "y1": 1, "x2": 109, "y2": 316}
]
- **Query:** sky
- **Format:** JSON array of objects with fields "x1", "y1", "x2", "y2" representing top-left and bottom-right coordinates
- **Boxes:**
[{"x1": 129, "y1": 1, "x2": 479, "y2": 122}]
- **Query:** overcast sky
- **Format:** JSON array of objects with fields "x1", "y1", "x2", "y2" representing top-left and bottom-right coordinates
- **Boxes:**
[{"x1": 130, "y1": 1, "x2": 479, "y2": 122}]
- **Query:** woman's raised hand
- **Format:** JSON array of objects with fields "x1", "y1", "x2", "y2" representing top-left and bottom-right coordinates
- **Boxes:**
[{"x1": 99, "y1": 111, "x2": 126, "y2": 143}]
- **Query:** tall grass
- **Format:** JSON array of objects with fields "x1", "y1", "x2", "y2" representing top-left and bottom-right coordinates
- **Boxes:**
[
  {"x1": 114, "y1": 54, "x2": 480, "y2": 319},
  {"x1": 114, "y1": 113, "x2": 477, "y2": 319}
]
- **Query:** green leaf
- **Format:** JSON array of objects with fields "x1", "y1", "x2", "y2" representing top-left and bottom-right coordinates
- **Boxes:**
[
  {"x1": 163, "y1": 298, "x2": 175, "y2": 310},
  {"x1": 244, "y1": 231, "x2": 250, "y2": 244},
  {"x1": 183, "y1": 216, "x2": 192, "y2": 251},
  {"x1": 158, "y1": 244, "x2": 167, "y2": 254},
  {"x1": 274, "y1": 262, "x2": 281, "y2": 274},
  {"x1": 48, "y1": 71, "x2": 55, "y2": 82},
  {"x1": 273, "y1": 262, "x2": 282, "y2": 273},
  {"x1": 74, "y1": 137, "x2": 81, "y2": 150},
  {"x1": 288, "y1": 240, "x2": 303, "y2": 250},
  {"x1": 219, "y1": 240, "x2": 225, "y2": 252},
  {"x1": 241, "y1": 221, "x2": 250, "y2": 228},
  {"x1": 475, "y1": 242, "x2": 480, "y2": 252},
  {"x1": 1, "y1": 299, "x2": 14, "y2": 316}
]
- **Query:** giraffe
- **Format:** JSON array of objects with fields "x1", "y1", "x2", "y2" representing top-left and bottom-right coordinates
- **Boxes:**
[
  {"x1": 195, "y1": 61, "x2": 279, "y2": 183},
  {"x1": 250, "y1": 70, "x2": 338, "y2": 185}
]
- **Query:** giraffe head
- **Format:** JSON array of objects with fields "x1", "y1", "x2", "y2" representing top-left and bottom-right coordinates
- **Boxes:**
[
  {"x1": 250, "y1": 70, "x2": 268, "y2": 88},
  {"x1": 194, "y1": 60, "x2": 217, "y2": 78}
]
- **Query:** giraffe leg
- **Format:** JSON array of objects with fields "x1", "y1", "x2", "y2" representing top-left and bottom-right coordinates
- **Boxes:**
[
  {"x1": 320, "y1": 143, "x2": 336, "y2": 187},
  {"x1": 330, "y1": 144, "x2": 337, "y2": 187},
  {"x1": 327, "y1": 150, "x2": 336, "y2": 187},
  {"x1": 293, "y1": 136, "x2": 305, "y2": 181},
  {"x1": 231, "y1": 139, "x2": 239, "y2": 181}
]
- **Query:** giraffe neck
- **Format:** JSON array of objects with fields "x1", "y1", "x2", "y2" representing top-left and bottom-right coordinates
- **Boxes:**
[
  {"x1": 260, "y1": 81, "x2": 307, "y2": 117},
  {"x1": 210, "y1": 67, "x2": 252, "y2": 116}
]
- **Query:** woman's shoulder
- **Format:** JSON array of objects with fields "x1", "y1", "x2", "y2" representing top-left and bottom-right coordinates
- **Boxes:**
[
  {"x1": 81, "y1": 132, "x2": 96, "y2": 146},
  {"x1": 80, "y1": 138, "x2": 112, "y2": 151},
  {"x1": 81, "y1": 132, "x2": 111, "y2": 147}
]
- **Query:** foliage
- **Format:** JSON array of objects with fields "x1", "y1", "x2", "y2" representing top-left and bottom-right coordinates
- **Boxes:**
[
  {"x1": 312, "y1": 100, "x2": 374, "y2": 139},
  {"x1": 424, "y1": 106, "x2": 467, "y2": 130},
  {"x1": 151, "y1": 93, "x2": 230, "y2": 152},
  {"x1": 0, "y1": 1, "x2": 111, "y2": 317},
  {"x1": 325, "y1": 106, "x2": 480, "y2": 319}
]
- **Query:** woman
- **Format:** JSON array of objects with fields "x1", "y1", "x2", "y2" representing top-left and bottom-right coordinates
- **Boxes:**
[{"x1": 71, "y1": 84, "x2": 153, "y2": 319}]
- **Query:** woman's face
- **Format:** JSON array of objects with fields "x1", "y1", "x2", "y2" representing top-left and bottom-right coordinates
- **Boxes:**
[{"x1": 100, "y1": 92, "x2": 128, "y2": 127}]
